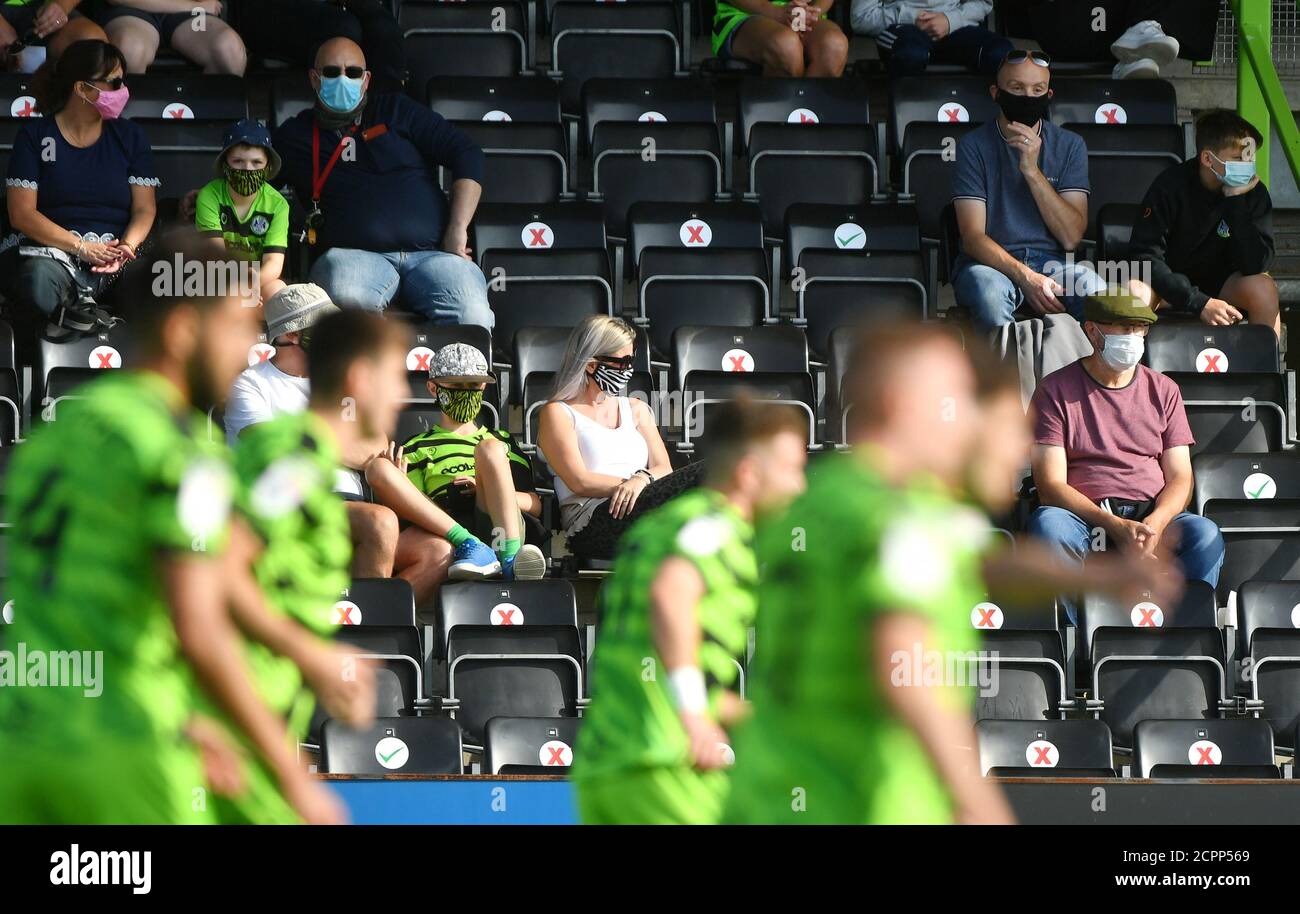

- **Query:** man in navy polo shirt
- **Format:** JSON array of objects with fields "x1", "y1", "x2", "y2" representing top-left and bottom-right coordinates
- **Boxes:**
[
  {"x1": 950, "y1": 50, "x2": 1103, "y2": 335},
  {"x1": 273, "y1": 37, "x2": 493, "y2": 330}
]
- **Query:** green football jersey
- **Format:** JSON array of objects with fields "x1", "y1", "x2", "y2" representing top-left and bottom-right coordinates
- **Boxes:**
[
  {"x1": 0, "y1": 371, "x2": 234, "y2": 748},
  {"x1": 232, "y1": 410, "x2": 351, "y2": 727},
  {"x1": 723, "y1": 451, "x2": 988, "y2": 825},
  {"x1": 195, "y1": 177, "x2": 290, "y2": 262},
  {"x1": 402, "y1": 422, "x2": 533, "y2": 516},
  {"x1": 573, "y1": 487, "x2": 756, "y2": 784},
  {"x1": 712, "y1": 0, "x2": 790, "y2": 55}
]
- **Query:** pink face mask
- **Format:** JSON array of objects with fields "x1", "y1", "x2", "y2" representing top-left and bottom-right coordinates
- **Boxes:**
[{"x1": 84, "y1": 82, "x2": 129, "y2": 120}]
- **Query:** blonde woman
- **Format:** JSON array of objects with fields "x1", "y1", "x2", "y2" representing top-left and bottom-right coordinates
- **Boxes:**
[{"x1": 537, "y1": 316, "x2": 703, "y2": 560}]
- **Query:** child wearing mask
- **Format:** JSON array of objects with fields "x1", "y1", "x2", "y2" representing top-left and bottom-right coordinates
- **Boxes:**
[{"x1": 196, "y1": 118, "x2": 289, "y2": 304}]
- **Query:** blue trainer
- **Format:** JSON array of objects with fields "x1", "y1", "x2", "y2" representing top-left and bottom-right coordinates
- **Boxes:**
[{"x1": 448, "y1": 539, "x2": 502, "y2": 580}]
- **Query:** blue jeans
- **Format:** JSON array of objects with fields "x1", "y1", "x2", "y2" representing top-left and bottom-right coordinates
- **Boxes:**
[
  {"x1": 1027, "y1": 505, "x2": 1225, "y2": 625},
  {"x1": 310, "y1": 247, "x2": 493, "y2": 329},
  {"x1": 952, "y1": 248, "x2": 1104, "y2": 336},
  {"x1": 874, "y1": 23, "x2": 1014, "y2": 77}
]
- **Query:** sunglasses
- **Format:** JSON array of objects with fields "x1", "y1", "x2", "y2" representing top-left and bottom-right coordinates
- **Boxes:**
[
  {"x1": 595, "y1": 354, "x2": 635, "y2": 371},
  {"x1": 318, "y1": 65, "x2": 365, "y2": 80},
  {"x1": 1002, "y1": 50, "x2": 1052, "y2": 68},
  {"x1": 84, "y1": 77, "x2": 125, "y2": 91}
]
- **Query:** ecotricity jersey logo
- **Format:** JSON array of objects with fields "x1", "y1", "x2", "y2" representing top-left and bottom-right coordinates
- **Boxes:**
[
  {"x1": 50, "y1": 845, "x2": 151, "y2": 894},
  {"x1": 0, "y1": 643, "x2": 103, "y2": 697}
]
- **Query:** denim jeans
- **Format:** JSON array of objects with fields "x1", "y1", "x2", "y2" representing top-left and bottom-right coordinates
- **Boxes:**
[
  {"x1": 952, "y1": 248, "x2": 1105, "y2": 336},
  {"x1": 1027, "y1": 505, "x2": 1226, "y2": 625},
  {"x1": 875, "y1": 23, "x2": 1014, "y2": 77},
  {"x1": 309, "y1": 247, "x2": 493, "y2": 329}
]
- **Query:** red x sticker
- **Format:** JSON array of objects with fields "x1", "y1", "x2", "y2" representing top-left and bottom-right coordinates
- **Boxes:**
[
  {"x1": 938, "y1": 103, "x2": 969, "y2": 123},
  {"x1": 638, "y1": 110, "x2": 667, "y2": 123},
  {"x1": 332, "y1": 600, "x2": 362, "y2": 626},
  {"x1": 1026, "y1": 738, "x2": 1058, "y2": 767},
  {"x1": 1094, "y1": 103, "x2": 1127, "y2": 125},
  {"x1": 538, "y1": 739, "x2": 572, "y2": 766},
  {"x1": 1130, "y1": 601, "x2": 1163, "y2": 628},
  {"x1": 406, "y1": 346, "x2": 434, "y2": 372},
  {"x1": 679, "y1": 218, "x2": 711, "y2": 247},
  {"x1": 10, "y1": 96, "x2": 37, "y2": 118},
  {"x1": 1196, "y1": 347, "x2": 1228, "y2": 374},
  {"x1": 164, "y1": 102, "x2": 195, "y2": 120},
  {"x1": 521, "y1": 221, "x2": 553, "y2": 249},
  {"x1": 1187, "y1": 739, "x2": 1221, "y2": 766},
  {"x1": 721, "y1": 348, "x2": 753, "y2": 372},
  {"x1": 88, "y1": 345, "x2": 122, "y2": 369},
  {"x1": 248, "y1": 342, "x2": 276, "y2": 366},
  {"x1": 970, "y1": 601, "x2": 1004, "y2": 630},
  {"x1": 490, "y1": 602, "x2": 524, "y2": 626},
  {"x1": 787, "y1": 107, "x2": 819, "y2": 124}
]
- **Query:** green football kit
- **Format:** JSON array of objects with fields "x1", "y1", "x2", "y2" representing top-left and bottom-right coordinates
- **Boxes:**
[
  {"x1": 195, "y1": 177, "x2": 291, "y2": 262},
  {"x1": 0, "y1": 371, "x2": 234, "y2": 824},
  {"x1": 722, "y1": 451, "x2": 989, "y2": 825},
  {"x1": 402, "y1": 422, "x2": 534, "y2": 530},
  {"x1": 573, "y1": 487, "x2": 756, "y2": 824},
  {"x1": 712, "y1": 0, "x2": 791, "y2": 55}
]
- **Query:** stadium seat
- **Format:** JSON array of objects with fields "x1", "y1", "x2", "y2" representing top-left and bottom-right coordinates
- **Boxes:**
[
  {"x1": 1218, "y1": 531, "x2": 1300, "y2": 605},
  {"x1": 886, "y1": 75, "x2": 999, "y2": 164},
  {"x1": 783, "y1": 202, "x2": 927, "y2": 360},
  {"x1": 0, "y1": 321, "x2": 21, "y2": 446},
  {"x1": 669, "y1": 324, "x2": 816, "y2": 457},
  {"x1": 1047, "y1": 78, "x2": 1179, "y2": 128},
  {"x1": 1132, "y1": 718, "x2": 1280, "y2": 778},
  {"x1": 36, "y1": 329, "x2": 131, "y2": 422},
  {"x1": 970, "y1": 597, "x2": 1073, "y2": 721},
  {"x1": 1063, "y1": 123, "x2": 1184, "y2": 241},
  {"x1": 306, "y1": 654, "x2": 426, "y2": 747},
  {"x1": 427, "y1": 76, "x2": 561, "y2": 124},
  {"x1": 0, "y1": 73, "x2": 40, "y2": 176},
  {"x1": 436, "y1": 579, "x2": 586, "y2": 746},
  {"x1": 1080, "y1": 583, "x2": 1230, "y2": 748},
  {"x1": 395, "y1": 397, "x2": 499, "y2": 444},
  {"x1": 1144, "y1": 323, "x2": 1287, "y2": 456},
  {"x1": 471, "y1": 202, "x2": 612, "y2": 358},
  {"x1": 625, "y1": 200, "x2": 769, "y2": 359},
  {"x1": 975, "y1": 719, "x2": 1116, "y2": 777},
  {"x1": 320, "y1": 716, "x2": 464, "y2": 775},
  {"x1": 826, "y1": 324, "x2": 855, "y2": 446},
  {"x1": 269, "y1": 74, "x2": 315, "y2": 129},
  {"x1": 483, "y1": 716, "x2": 582, "y2": 774},
  {"x1": 121, "y1": 74, "x2": 248, "y2": 121},
  {"x1": 548, "y1": 1, "x2": 686, "y2": 111},
  {"x1": 400, "y1": 0, "x2": 530, "y2": 83},
  {"x1": 1193, "y1": 453, "x2": 1300, "y2": 526},
  {"x1": 1095, "y1": 202, "x2": 1142, "y2": 262},
  {"x1": 331, "y1": 578, "x2": 424, "y2": 666},
  {"x1": 900, "y1": 121, "x2": 983, "y2": 245},
  {"x1": 1235, "y1": 580, "x2": 1300, "y2": 750},
  {"x1": 738, "y1": 77, "x2": 880, "y2": 237},
  {"x1": 403, "y1": 323, "x2": 495, "y2": 401},
  {"x1": 134, "y1": 119, "x2": 227, "y2": 203},
  {"x1": 583, "y1": 79, "x2": 723, "y2": 238}
]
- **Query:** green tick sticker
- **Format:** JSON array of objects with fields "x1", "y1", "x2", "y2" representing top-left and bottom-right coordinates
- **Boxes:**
[
  {"x1": 834, "y1": 222, "x2": 866, "y2": 250},
  {"x1": 375, "y1": 736, "x2": 409, "y2": 770},
  {"x1": 1242, "y1": 472, "x2": 1276, "y2": 500}
]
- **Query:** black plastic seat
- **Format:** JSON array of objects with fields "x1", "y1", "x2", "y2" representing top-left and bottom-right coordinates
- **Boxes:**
[
  {"x1": 1132, "y1": 718, "x2": 1279, "y2": 778},
  {"x1": 320, "y1": 716, "x2": 464, "y2": 775},
  {"x1": 121, "y1": 74, "x2": 248, "y2": 121},
  {"x1": 401, "y1": 0, "x2": 529, "y2": 82},
  {"x1": 972, "y1": 598, "x2": 1072, "y2": 721},
  {"x1": 976, "y1": 718, "x2": 1116, "y2": 777},
  {"x1": 483, "y1": 716, "x2": 582, "y2": 774},
  {"x1": 1064, "y1": 123, "x2": 1184, "y2": 241},
  {"x1": 548, "y1": 1, "x2": 684, "y2": 111},
  {"x1": 1047, "y1": 78, "x2": 1179, "y2": 127},
  {"x1": 1235, "y1": 580, "x2": 1300, "y2": 750}
]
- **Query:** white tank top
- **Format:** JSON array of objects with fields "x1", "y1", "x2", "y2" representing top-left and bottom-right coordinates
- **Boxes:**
[{"x1": 545, "y1": 397, "x2": 650, "y2": 533}]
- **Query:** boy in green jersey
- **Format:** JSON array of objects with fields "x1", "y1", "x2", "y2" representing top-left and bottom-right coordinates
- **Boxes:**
[
  {"x1": 0, "y1": 231, "x2": 341, "y2": 824},
  {"x1": 574, "y1": 400, "x2": 809, "y2": 824}
]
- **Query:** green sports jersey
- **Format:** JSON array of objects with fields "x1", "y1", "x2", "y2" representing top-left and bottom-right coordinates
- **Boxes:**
[
  {"x1": 573, "y1": 487, "x2": 755, "y2": 791},
  {"x1": 0, "y1": 371, "x2": 233, "y2": 750},
  {"x1": 403, "y1": 422, "x2": 533, "y2": 516},
  {"x1": 232, "y1": 410, "x2": 351, "y2": 730},
  {"x1": 195, "y1": 177, "x2": 290, "y2": 262},
  {"x1": 712, "y1": 0, "x2": 789, "y2": 55},
  {"x1": 723, "y1": 451, "x2": 988, "y2": 825}
]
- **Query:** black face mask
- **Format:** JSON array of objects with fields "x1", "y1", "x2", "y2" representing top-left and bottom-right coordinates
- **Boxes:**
[{"x1": 995, "y1": 89, "x2": 1050, "y2": 126}]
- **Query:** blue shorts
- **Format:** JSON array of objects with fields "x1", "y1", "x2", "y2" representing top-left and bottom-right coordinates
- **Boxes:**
[{"x1": 99, "y1": 6, "x2": 195, "y2": 42}]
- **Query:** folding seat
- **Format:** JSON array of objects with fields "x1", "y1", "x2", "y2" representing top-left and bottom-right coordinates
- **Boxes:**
[
  {"x1": 670, "y1": 324, "x2": 816, "y2": 458},
  {"x1": 0, "y1": 73, "x2": 40, "y2": 168},
  {"x1": 583, "y1": 79, "x2": 723, "y2": 238},
  {"x1": 783, "y1": 202, "x2": 927, "y2": 361},
  {"x1": 35, "y1": 328, "x2": 131, "y2": 422},
  {"x1": 471, "y1": 202, "x2": 612, "y2": 358},
  {"x1": 738, "y1": 77, "x2": 880, "y2": 237},
  {"x1": 429, "y1": 77, "x2": 569, "y2": 204},
  {"x1": 624, "y1": 200, "x2": 768, "y2": 360},
  {"x1": 886, "y1": 75, "x2": 999, "y2": 165},
  {"x1": 1095, "y1": 202, "x2": 1142, "y2": 262},
  {"x1": 975, "y1": 719, "x2": 1116, "y2": 777},
  {"x1": 514, "y1": 325, "x2": 653, "y2": 446},
  {"x1": 435, "y1": 580, "x2": 587, "y2": 746},
  {"x1": 547, "y1": 1, "x2": 686, "y2": 111},
  {"x1": 1235, "y1": 580, "x2": 1300, "y2": 751},
  {"x1": 1193, "y1": 453, "x2": 1300, "y2": 527},
  {"x1": 1079, "y1": 582, "x2": 1230, "y2": 748},
  {"x1": 305, "y1": 654, "x2": 425, "y2": 747},
  {"x1": 320, "y1": 716, "x2": 464, "y2": 775},
  {"x1": 1132, "y1": 718, "x2": 1280, "y2": 778},
  {"x1": 1064, "y1": 123, "x2": 1184, "y2": 241},
  {"x1": 121, "y1": 74, "x2": 248, "y2": 121},
  {"x1": 400, "y1": 0, "x2": 530, "y2": 83},
  {"x1": 1144, "y1": 322, "x2": 1288, "y2": 456},
  {"x1": 394, "y1": 397, "x2": 499, "y2": 445},
  {"x1": 269, "y1": 75, "x2": 316, "y2": 129},
  {"x1": 134, "y1": 118, "x2": 227, "y2": 202},
  {"x1": 483, "y1": 716, "x2": 582, "y2": 774},
  {"x1": 970, "y1": 598, "x2": 1073, "y2": 721},
  {"x1": 900, "y1": 122, "x2": 984, "y2": 247},
  {"x1": 331, "y1": 578, "x2": 424, "y2": 666},
  {"x1": 1047, "y1": 78, "x2": 1179, "y2": 128},
  {"x1": 1217, "y1": 531, "x2": 1300, "y2": 606},
  {"x1": 0, "y1": 321, "x2": 20, "y2": 446},
  {"x1": 403, "y1": 323, "x2": 495, "y2": 401},
  {"x1": 826, "y1": 325, "x2": 856, "y2": 447}
]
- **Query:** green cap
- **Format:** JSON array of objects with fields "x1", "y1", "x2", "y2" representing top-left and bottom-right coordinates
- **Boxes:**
[{"x1": 1083, "y1": 288, "x2": 1159, "y2": 325}]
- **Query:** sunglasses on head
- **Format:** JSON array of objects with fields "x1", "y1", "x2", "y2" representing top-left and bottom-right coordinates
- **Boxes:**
[
  {"x1": 318, "y1": 65, "x2": 365, "y2": 80},
  {"x1": 84, "y1": 76, "x2": 125, "y2": 91},
  {"x1": 595, "y1": 354, "x2": 635, "y2": 371},
  {"x1": 1002, "y1": 50, "x2": 1052, "y2": 68}
]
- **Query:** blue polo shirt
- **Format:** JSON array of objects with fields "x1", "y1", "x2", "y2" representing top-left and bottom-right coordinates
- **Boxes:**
[
  {"x1": 273, "y1": 92, "x2": 484, "y2": 254},
  {"x1": 951, "y1": 119, "x2": 1090, "y2": 256},
  {"x1": 5, "y1": 116, "x2": 158, "y2": 243}
]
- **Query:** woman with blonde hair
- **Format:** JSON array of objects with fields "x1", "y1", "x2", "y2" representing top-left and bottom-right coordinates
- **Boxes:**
[{"x1": 537, "y1": 315, "x2": 702, "y2": 560}]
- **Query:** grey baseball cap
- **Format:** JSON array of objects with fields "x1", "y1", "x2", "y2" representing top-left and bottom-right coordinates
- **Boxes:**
[
  {"x1": 430, "y1": 342, "x2": 493, "y2": 383},
  {"x1": 264, "y1": 283, "x2": 339, "y2": 341}
]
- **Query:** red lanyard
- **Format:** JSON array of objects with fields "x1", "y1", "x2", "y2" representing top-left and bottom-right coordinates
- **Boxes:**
[{"x1": 311, "y1": 120, "x2": 359, "y2": 204}]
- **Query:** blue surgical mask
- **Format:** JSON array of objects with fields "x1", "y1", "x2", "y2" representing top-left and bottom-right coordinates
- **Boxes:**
[
  {"x1": 317, "y1": 74, "x2": 364, "y2": 113},
  {"x1": 1097, "y1": 331, "x2": 1145, "y2": 370},
  {"x1": 1209, "y1": 151, "x2": 1257, "y2": 189}
]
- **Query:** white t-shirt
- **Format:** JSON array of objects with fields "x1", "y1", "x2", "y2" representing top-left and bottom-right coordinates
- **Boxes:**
[{"x1": 223, "y1": 359, "x2": 311, "y2": 446}]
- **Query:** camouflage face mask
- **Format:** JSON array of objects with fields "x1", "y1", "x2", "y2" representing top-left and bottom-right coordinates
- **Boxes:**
[
  {"x1": 437, "y1": 386, "x2": 483, "y2": 423},
  {"x1": 223, "y1": 163, "x2": 267, "y2": 196}
]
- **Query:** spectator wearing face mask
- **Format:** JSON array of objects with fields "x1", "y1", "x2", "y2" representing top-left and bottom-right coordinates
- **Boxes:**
[
  {"x1": 196, "y1": 118, "x2": 288, "y2": 305},
  {"x1": 950, "y1": 49, "x2": 1104, "y2": 336},
  {"x1": 1026, "y1": 289, "x2": 1223, "y2": 625},
  {"x1": 2, "y1": 38, "x2": 155, "y2": 337},
  {"x1": 1127, "y1": 110, "x2": 1279, "y2": 338},
  {"x1": 272, "y1": 36, "x2": 492, "y2": 330}
]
